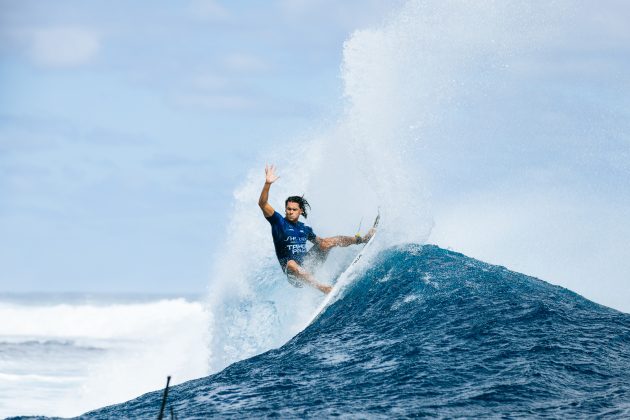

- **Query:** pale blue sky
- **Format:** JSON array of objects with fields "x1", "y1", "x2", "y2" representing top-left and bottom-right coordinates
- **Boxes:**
[
  {"x1": 0, "y1": 0, "x2": 399, "y2": 292},
  {"x1": 1, "y1": 1, "x2": 629, "y2": 312}
]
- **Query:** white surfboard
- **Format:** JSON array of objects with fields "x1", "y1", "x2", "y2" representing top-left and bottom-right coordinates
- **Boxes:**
[{"x1": 305, "y1": 212, "x2": 380, "y2": 327}]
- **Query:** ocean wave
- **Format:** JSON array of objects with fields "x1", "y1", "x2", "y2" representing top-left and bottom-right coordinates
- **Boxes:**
[
  {"x1": 83, "y1": 245, "x2": 630, "y2": 418},
  {"x1": 0, "y1": 372, "x2": 84, "y2": 384},
  {"x1": 0, "y1": 298, "x2": 211, "y2": 418},
  {"x1": 0, "y1": 298, "x2": 208, "y2": 340}
]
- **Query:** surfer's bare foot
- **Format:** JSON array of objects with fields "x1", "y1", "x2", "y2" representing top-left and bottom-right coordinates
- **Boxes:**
[
  {"x1": 362, "y1": 228, "x2": 376, "y2": 243},
  {"x1": 319, "y1": 285, "x2": 333, "y2": 294}
]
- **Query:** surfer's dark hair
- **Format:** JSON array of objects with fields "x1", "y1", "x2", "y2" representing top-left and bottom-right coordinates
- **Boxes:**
[{"x1": 285, "y1": 195, "x2": 311, "y2": 218}]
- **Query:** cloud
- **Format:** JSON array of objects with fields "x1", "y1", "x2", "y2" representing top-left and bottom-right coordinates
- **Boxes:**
[
  {"x1": 189, "y1": 0, "x2": 229, "y2": 21},
  {"x1": 171, "y1": 90, "x2": 317, "y2": 117},
  {"x1": 27, "y1": 26, "x2": 100, "y2": 68},
  {"x1": 222, "y1": 53, "x2": 270, "y2": 73},
  {"x1": 172, "y1": 92, "x2": 258, "y2": 112},
  {"x1": 172, "y1": 66, "x2": 312, "y2": 115},
  {"x1": 190, "y1": 74, "x2": 231, "y2": 91},
  {"x1": 277, "y1": 0, "x2": 400, "y2": 30}
]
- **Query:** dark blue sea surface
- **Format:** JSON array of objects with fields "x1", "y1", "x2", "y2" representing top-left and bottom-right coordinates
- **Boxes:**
[{"x1": 49, "y1": 245, "x2": 630, "y2": 418}]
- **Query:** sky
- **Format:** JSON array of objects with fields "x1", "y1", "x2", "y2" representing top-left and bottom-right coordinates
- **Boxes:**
[
  {"x1": 0, "y1": 0, "x2": 399, "y2": 293},
  {"x1": 1, "y1": 1, "x2": 629, "y2": 312}
]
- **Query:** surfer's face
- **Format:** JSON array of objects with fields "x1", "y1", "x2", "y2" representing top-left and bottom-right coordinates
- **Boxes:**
[{"x1": 285, "y1": 202, "x2": 302, "y2": 222}]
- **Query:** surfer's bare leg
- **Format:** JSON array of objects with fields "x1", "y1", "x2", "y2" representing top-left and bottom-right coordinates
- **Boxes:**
[
  {"x1": 317, "y1": 228, "x2": 376, "y2": 251},
  {"x1": 303, "y1": 229, "x2": 377, "y2": 270},
  {"x1": 286, "y1": 260, "x2": 332, "y2": 294}
]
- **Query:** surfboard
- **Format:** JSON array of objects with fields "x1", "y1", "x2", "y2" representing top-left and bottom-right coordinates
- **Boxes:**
[{"x1": 305, "y1": 212, "x2": 380, "y2": 327}]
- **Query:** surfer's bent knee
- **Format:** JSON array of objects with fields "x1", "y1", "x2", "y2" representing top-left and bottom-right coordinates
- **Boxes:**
[{"x1": 285, "y1": 260, "x2": 302, "y2": 275}]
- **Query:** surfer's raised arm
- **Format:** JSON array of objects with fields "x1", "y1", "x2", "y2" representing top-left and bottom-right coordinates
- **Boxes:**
[{"x1": 258, "y1": 164, "x2": 279, "y2": 218}]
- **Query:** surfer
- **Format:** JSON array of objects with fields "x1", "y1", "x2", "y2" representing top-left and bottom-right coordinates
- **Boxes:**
[{"x1": 258, "y1": 164, "x2": 375, "y2": 294}]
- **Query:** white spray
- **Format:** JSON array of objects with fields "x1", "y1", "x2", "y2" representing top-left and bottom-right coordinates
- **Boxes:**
[{"x1": 205, "y1": 0, "x2": 567, "y2": 373}]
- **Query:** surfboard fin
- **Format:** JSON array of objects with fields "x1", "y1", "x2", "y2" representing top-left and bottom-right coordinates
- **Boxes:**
[{"x1": 373, "y1": 209, "x2": 380, "y2": 229}]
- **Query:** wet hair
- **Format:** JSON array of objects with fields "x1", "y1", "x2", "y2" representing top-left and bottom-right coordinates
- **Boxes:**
[{"x1": 285, "y1": 195, "x2": 311, "y2": 218}]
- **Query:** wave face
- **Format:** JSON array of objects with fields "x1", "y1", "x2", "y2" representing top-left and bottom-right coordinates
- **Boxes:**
[{"x1": 83, "y1": 245, "x2": 630, "y2": 419}]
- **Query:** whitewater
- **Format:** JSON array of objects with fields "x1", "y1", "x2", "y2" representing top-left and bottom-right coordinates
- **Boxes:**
[
  {"x1": 74, "y1": 246, "x2": 630, "y2": 418},
  {"x1": 78, "y1": 0, "x2": 630, "y2": 414},
  {"x1": 4, "y1": 0, "x2": 630, "y2": 418},
  {"x1": 0, "y1": 294, "x2": 209, "y2": 418}
]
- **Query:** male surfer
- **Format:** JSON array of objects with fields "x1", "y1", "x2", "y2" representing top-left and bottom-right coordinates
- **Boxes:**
[{"x1": 258, "y1": 164, "x2": 375, "y2": 294}]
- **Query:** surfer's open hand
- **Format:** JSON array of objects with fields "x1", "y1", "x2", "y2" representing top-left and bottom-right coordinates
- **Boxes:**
[{"x1": 265, "y1": 164, "x2": 279, "y2": 184}]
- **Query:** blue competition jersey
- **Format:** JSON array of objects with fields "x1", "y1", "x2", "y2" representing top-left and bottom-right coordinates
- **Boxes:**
[{"x1": 266, "y1": 211, "x2": 317, "y2": 268}]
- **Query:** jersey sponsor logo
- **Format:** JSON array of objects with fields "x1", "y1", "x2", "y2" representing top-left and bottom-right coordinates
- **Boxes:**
[
  {"x1": 284, "y1": 235, "x2": 305, "y2": 242},
  {"x1": 287, "y1": 244, "x2": 307, "y2": 254}
]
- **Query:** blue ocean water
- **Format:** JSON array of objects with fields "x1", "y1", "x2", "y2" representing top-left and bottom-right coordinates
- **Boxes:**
[
  {"x1": 0, "y1": 294, "x2": 208, "y2": 418},
  {"x1": 72, "y1": 245, "x2": 630, "y2": 419}
]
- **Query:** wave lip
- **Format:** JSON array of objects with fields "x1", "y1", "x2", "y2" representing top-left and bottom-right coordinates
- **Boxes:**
[{"x1": 82, "y1": 245, "x2": 630, "y2": 419}]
